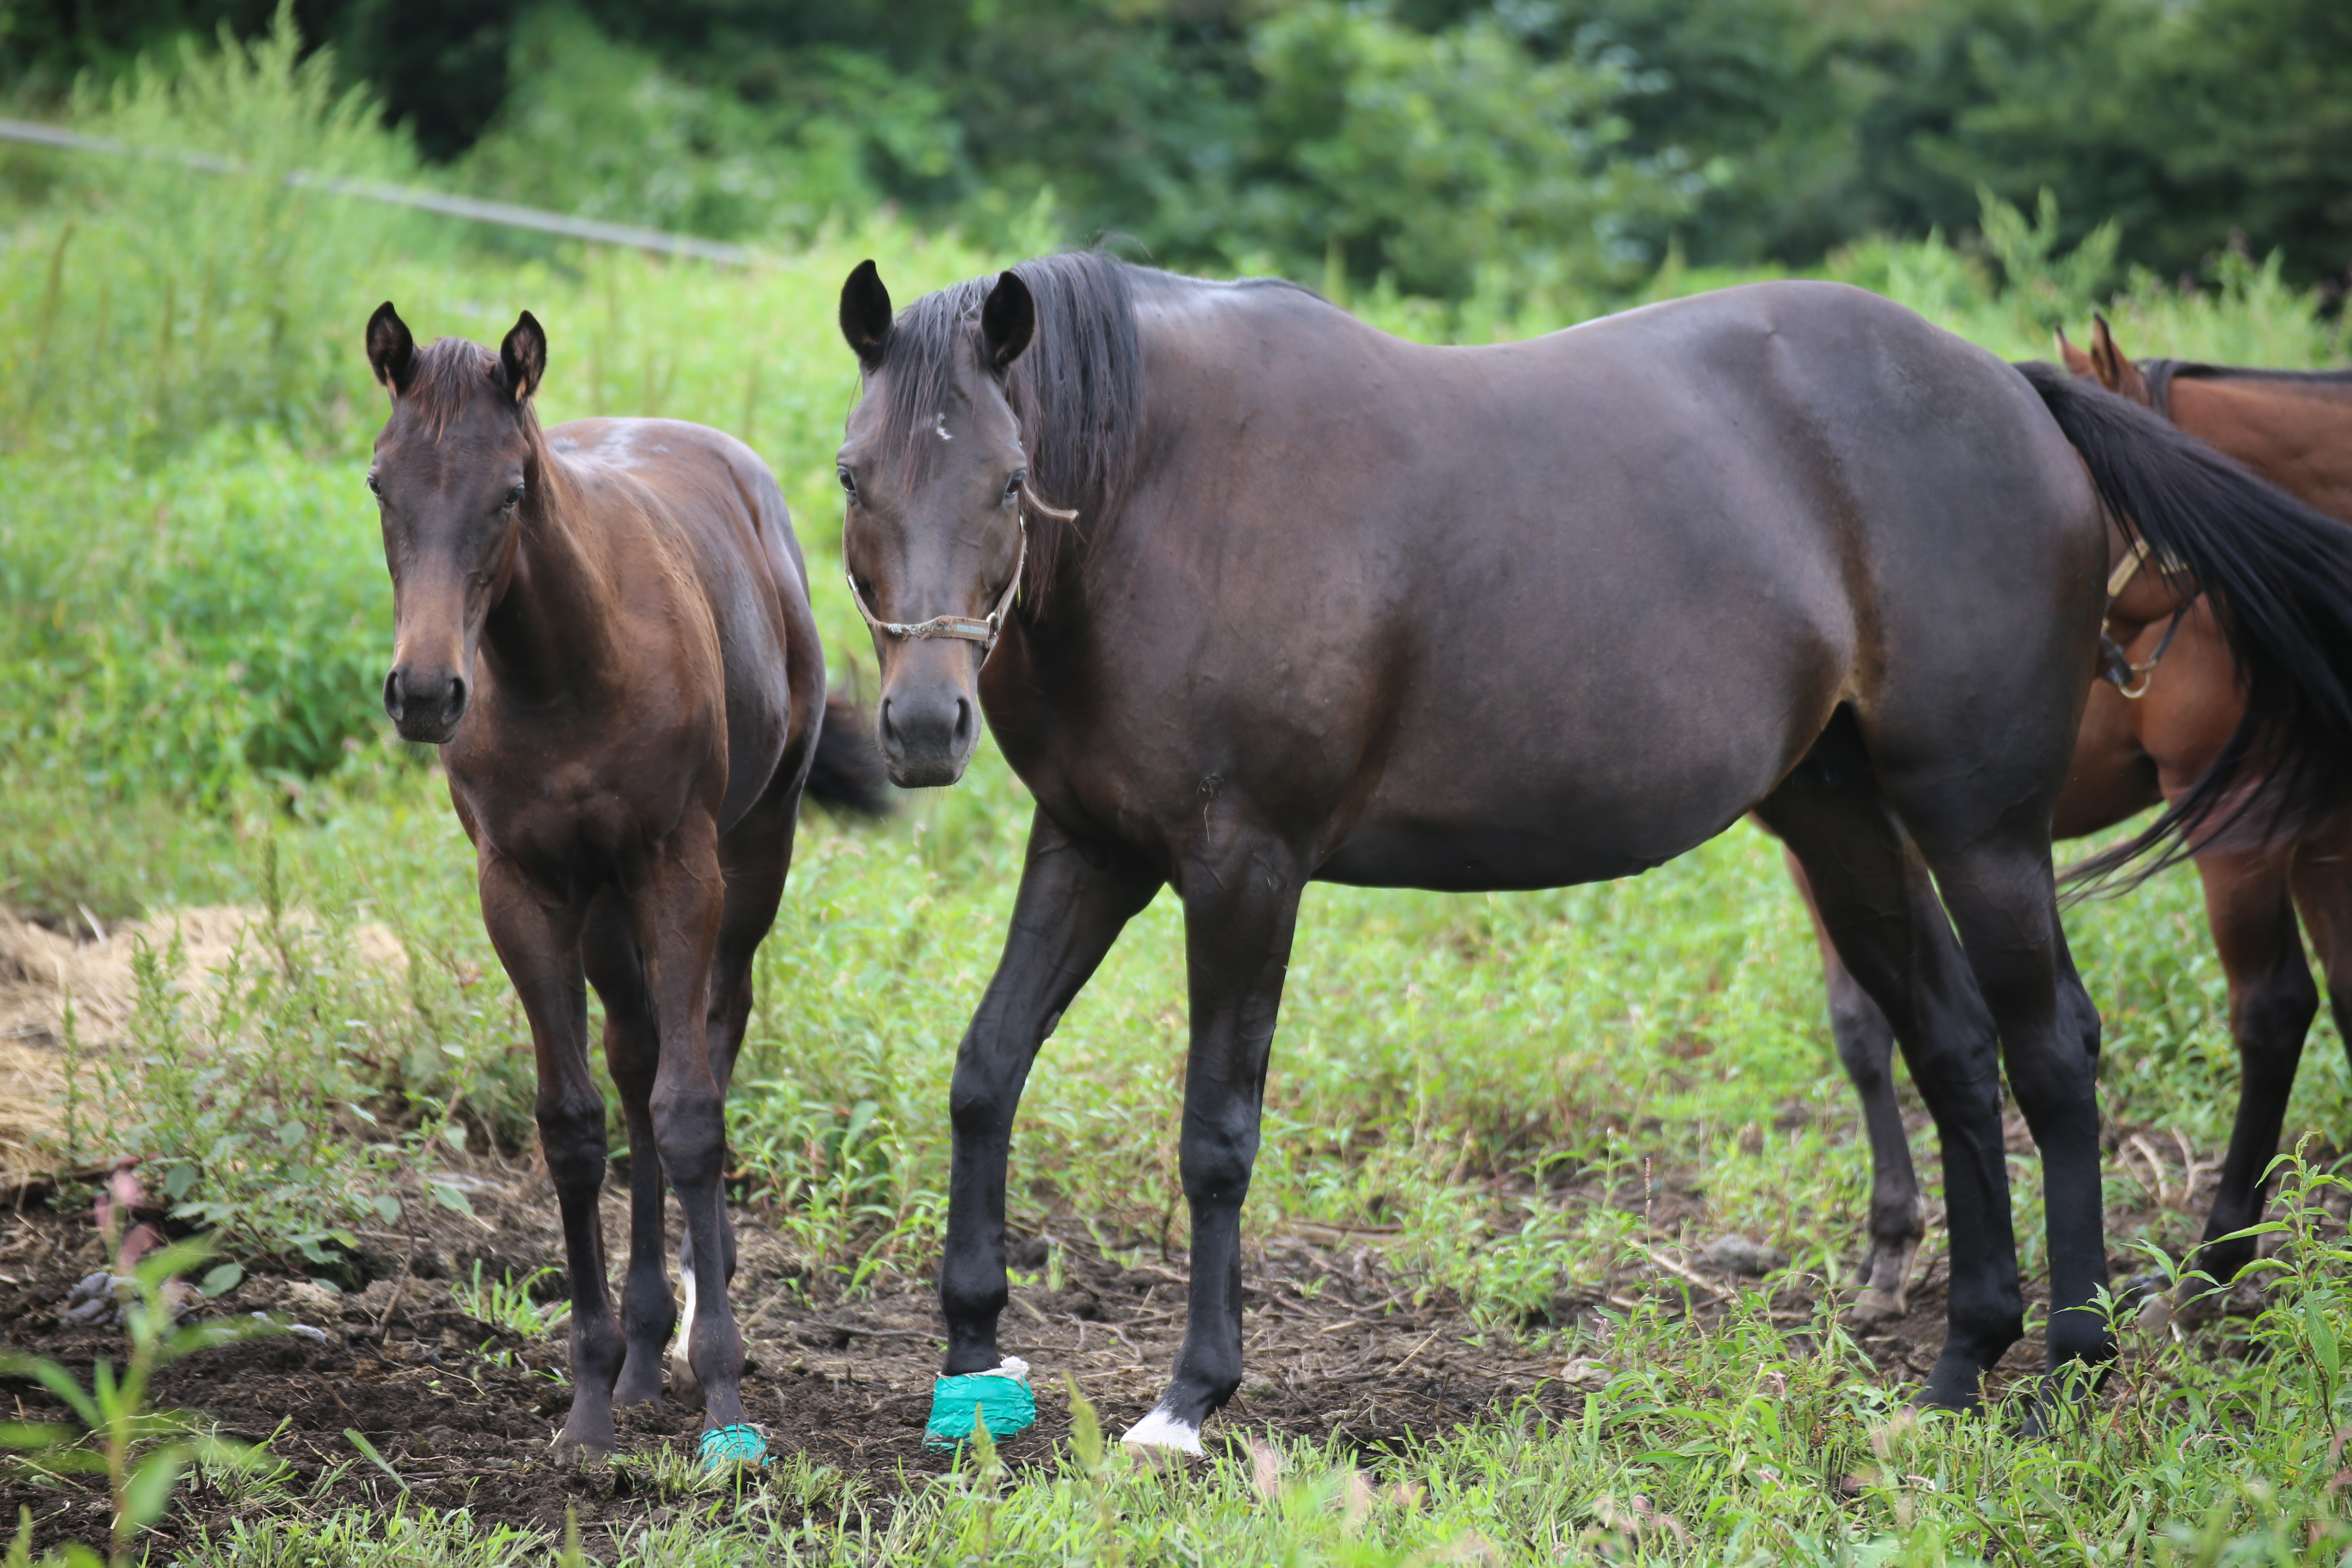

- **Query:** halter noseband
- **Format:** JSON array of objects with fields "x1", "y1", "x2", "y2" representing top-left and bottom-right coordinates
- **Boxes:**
[{"x1": 846, "y1": 484, "x2": 1076, "y2": 657}]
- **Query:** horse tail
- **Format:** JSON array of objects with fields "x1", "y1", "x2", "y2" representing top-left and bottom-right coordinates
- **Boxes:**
[
  {"x1": 803, "y1": 692, "x2": 893, "y2": 818},
  {"x1": 2016, "y1": 359, "x2": 2352, "y2": 889}
]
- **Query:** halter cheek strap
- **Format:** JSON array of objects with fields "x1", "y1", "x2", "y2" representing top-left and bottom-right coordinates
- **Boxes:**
[
  {"x1": 846, "y1": 485, "x2": 1076, "y2": 658},
  {"x1": 2098, "y1": 536, "x2": 2191, "y2": 699}
]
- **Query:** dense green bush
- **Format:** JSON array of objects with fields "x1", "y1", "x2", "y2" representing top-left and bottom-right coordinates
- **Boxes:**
[{"x1": 9, "y1": 1, "x2": 2345, "y2": 294}]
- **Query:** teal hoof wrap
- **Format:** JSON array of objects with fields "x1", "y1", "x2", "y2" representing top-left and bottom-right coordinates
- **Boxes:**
[
  {"x1": 699, "y1": 1423, "x2": 770, "y2": 1469},
  {"x1": 924, "y1": 1357, "x2": 1036, "y2": 1448}
]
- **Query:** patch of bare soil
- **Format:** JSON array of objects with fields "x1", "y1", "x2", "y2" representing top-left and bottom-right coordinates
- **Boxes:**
[
  {"x1": 0, "y1": 1153, "x2": 1915, "y2": 1557},
  {"x1": 0, "y1": 1107, "x2": 2307, "y2": 1556},
  {"x1": 0, "y1": 1161, "x2": 1590, "y2": 1556}
]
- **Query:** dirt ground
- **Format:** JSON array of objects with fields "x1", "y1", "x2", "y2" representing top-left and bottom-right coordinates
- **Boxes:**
[{"x1": 0, "y1": 1143, "x2": 2034, "y2": 1558}]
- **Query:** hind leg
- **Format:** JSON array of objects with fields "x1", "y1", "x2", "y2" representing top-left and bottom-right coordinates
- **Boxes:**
[
  {"x1": 1853, "y1": 698, "x2": 2114, "y2": 1399},
  {"x1": 1757, "y1": 724, "x2": 2023, "y2": 1409},
  {"x1": 1786, "y1": 849, "x2": 1925, "y2": 1322},
  {"x1": 668, "y1": 780, "x2": 800, "y2": 1399},
  {"x1": 582, "y1": 893, "x2": 672, "y2": 1409},
  {"x1": 2163, "y1": 850, "x2": 2315, "y2": 1306}
]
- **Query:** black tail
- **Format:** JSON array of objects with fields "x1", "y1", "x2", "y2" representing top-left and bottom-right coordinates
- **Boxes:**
[
  {"x1": 2017, "y1": 361, "x2": 2352, "y2": 889},
  {"x1": 803, "y1": 693, "x2": 893, "y2": 818}
]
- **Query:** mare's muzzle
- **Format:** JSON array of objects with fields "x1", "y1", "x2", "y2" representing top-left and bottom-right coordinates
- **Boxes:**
[
  {"x1": 877, "y1": 654, "x2": 979, "y2": 788},
  {"x1": 384, "y1": 664, "x2": 470, "y2": 745}
]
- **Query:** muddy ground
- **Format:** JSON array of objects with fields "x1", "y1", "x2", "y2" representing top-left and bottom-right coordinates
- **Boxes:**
[{"x1": 0, "y1": 1109, "x2": 2290, "y2": 1557}]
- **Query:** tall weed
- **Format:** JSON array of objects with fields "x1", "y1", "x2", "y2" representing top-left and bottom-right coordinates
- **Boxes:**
[{"x1": 0, "y1": 8, "x2": 423, "y2": 460}]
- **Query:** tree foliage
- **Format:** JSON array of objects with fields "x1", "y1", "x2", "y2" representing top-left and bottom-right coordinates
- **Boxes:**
[{"x1": 2, "y1": 0, "x2": 2346, "y2": 297}]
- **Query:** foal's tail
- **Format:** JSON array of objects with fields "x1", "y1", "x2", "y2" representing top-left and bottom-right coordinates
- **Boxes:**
[
  {"x1": 803, "y1": 692, "x2": 893, "y2": 818},
  {"x1": 2018, "y1": 360, "x2": 2352, "y2": 888}
]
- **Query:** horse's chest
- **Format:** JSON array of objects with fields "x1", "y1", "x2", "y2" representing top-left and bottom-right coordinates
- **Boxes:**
[{"x1": 454, "y1": 758, "x2": 695, "y2": 886}]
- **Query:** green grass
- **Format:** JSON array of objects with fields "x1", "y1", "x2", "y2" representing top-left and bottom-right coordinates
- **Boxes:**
[{"x1": 4, "y1": 28, "x2": 2352, "y2": 1567}]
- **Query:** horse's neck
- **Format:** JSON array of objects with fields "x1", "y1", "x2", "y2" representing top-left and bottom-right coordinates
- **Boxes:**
[{"x1": 481, "y1": 461, "x2": 623, "y2": 701}]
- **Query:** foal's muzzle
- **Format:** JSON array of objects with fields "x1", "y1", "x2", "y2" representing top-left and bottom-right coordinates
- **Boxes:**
[
  {"x1": 383, "y1": 665, "x2": 469, "y2": 745},
  {"x1": 877, "y1": 685, "x2": 977, "y2": 788}
]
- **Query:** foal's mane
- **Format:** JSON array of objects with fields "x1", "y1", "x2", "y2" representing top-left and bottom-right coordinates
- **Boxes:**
[
  {"x1": 2146, "y1": 358, "x2": 2352, "y2": 417},
  {"x1": 399, "y1": 336, "x2": 544, "y2": 446},
  {"x1": 867, "y1": 250, "x2": 1309, "y2": 609}
]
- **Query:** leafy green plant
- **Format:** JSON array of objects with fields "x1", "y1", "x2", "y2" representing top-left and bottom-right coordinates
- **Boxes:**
[
  {"x1": 52, "y1": 847, "x2": 460, "y2": 1274},
  {"x1": 448, "y1": 1263, "x2": 566, "y2": 1338},
  {"x1": 0, "y1": 1240, "x2": 283, "y2": 1568}
]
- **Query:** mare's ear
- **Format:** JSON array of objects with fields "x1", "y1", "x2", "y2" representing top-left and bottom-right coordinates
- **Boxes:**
[
  {"x1": 2087, "y1": 312, "x2": 2149, "y2": 405},
  {"x1": 979, "y1": 270, "x2": 1035, "y2": 376},
  {"x1": 366, "y1": 302, "x2": 417, "y2": 398},
  {"x1": 499, "y1": 311, "x2": 547, "y2": 405},
  {"x1": 840, "y1": 260, "x2": 893, "y2": 371},
  {"x1": 2055, "y1": 326, "x2": 2096, "y2": 379}
]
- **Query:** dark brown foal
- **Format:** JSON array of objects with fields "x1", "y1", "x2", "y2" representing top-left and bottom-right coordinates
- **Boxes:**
[
  {"x1": 365, "y1": 303, "x2": 834, "y2": 1459},
  {"x1": 1817, "y1": 315, "x2": 2352, "y2": 1323}
]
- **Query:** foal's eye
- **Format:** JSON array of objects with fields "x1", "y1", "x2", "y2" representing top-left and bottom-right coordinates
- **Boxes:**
[
  {"x1": 365, "y1": 473, "x2": 383, "y2": 499},
  {"x1": 503, "y1": 482, "x2": 526, "y2": 510},
  {"x1": 837, "y1": 466, "x2": 858, "y2": 499},
  {"x1": 1003, "y1": 471, "x2": 1026, "y2": 504}
]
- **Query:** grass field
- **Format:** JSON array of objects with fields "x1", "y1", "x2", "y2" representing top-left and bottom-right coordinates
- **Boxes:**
[{"x1": 4, "y1": 33, "x2": 2352, "y2": 1567}]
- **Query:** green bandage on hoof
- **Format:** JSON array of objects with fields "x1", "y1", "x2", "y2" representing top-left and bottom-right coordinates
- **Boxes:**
[
  {"x1": 924, "y1": 1357, "x2": 1036, "y2": 1448},
  {"x1": 699, "y1": 1423, "x2": 770, "y2": 1469}
]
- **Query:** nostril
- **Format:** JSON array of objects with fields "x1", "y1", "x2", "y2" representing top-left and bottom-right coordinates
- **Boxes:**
[
  {"x1": 444, "y1": 675, "x2": 468, "y2": 719},
  {"x1": 953, "y1": 697, "x2": 973, "y2": 748},
  {"x1": 382, "y1": 669, "x2": 403, "y2": 721},
  {"x1": 878, "y1": 696, "x2": 898, "y2": 744}
]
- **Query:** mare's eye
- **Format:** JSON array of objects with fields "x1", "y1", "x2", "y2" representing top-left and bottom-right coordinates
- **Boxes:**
[
  {"x1": 837, "y1": 466, "x2": 858, "y2": 499},
  {"x1": 365, "y1": 473, "x2": 383, "y2": 499},
  {"x1": 504, "y1": 482, "x2": 526, "y2": 509},
  {"x1": 1004, "y1": 470, "x2": 1026, "y2": 504}
]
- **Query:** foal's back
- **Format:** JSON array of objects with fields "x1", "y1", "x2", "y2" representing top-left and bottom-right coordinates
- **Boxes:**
[{"x1": 535, "y1": 416, "x2": 820, "y2": 831}]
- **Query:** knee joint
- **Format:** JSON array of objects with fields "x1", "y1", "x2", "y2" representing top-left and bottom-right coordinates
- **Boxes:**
[
  {"x1": 1180, "y1": 1128, "x2": 1258, "y2": 1202},
  {"x1": 536, "y1": 1100, "x2": 608, "y2": 1188},
  {"x1": 2237, "y1": 968, "x2": 2320, "y2": 1051}
]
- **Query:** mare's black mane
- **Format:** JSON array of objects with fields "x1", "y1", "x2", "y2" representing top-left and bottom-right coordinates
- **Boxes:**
[{"x1": 867, "y1": 251, "x2": 1309, "y2": 606}]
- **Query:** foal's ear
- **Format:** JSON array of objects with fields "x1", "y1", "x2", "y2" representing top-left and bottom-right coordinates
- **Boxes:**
[
  {"x1": 979, "y1": 270, "x2": 1035, "y2": 376},
  {"x1": 840, "y1": 260, "x2": 893, "y2": 371},
  {"x1": 2055, "y1": 325, "x2": 2096, "y2": 380},
  {"x1": 2087, "y1": 312, "x2": 2149, "y2": 406},
  {"x1": 366, "y1": 302, "x2": 417, "y2": 398},
  {"x1": 499, "y1": 311, "x2": 547, "y2": 406}
]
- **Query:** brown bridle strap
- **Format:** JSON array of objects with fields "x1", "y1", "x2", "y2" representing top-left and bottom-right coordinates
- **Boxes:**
[
  {"x1": 845, "y1": 484, "x2": 1076, "y2": 655},
  {"x1": 2098, "y1": 535, "x2": 2192, "y2": 698}
]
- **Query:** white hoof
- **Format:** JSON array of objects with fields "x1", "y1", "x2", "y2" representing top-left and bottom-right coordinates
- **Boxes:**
[{"x1": 1120, "y1": 1404, "x2": 1204, "y2": 1456}]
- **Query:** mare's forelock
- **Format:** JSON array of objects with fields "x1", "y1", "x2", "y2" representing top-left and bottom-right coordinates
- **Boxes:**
[{"x1": 864, "y1": 251, "x2": 1161, "y2": 609}]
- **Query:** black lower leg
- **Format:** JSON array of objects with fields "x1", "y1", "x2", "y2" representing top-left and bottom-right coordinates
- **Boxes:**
[
  {"x1": 940, "y1": 816, "x2": 1157, "y2": 1374},
  {"x1": 613, "y1": 1099, "x2": 672, "y2": 1405},
  {"x1": 542, "y1": 1096, "x2": 626, "y2": 1451},
  {"x1": 1135, "y1": 834, "x2": 1300, "y2": 1442}
]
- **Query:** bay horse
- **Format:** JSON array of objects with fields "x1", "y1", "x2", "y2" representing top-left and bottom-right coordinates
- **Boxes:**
[
  {"x1": 1812, "y1": 314, "x2": 2352, "y2": 1325},
  {"x1": 363, "y1": 303, "x2": 879, "y2": 1461},
  {"x1": 832, "y1": 252, "x2": 2352, "y2": 1450}
]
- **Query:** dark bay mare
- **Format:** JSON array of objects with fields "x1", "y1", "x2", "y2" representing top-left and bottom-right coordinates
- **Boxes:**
[
  {"x1": 831, "y1": 253, "x2": 2352, "y2": 1451},
  {"x1": 364, "y1": 304, "x2": 879, "y2": 1459},
  {"x1": 1811, "y1": 314, "x2": 2352, "y2": 1326}
]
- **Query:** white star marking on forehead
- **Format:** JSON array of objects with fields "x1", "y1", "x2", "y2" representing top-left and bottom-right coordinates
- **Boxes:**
[{"x1": 934, "y1": 412, "x2": 953, "y2": 441}]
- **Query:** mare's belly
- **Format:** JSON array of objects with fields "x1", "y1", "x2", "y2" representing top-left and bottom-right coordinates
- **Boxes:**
[
  {"x1": 1310, "y1": 713, "x2": 1791, "y2": 891},
  {"x1": 1315, "y1": 823, "x2": 1719, "y2": 891}
]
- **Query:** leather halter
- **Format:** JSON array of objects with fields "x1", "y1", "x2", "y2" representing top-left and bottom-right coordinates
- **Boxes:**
[
  {"x1": 2098, "y1": 537, "x2": 2188, "y2": 699},
  {"x1": 845, "y1": 484, "x2": 1076, "y2": 657}
]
